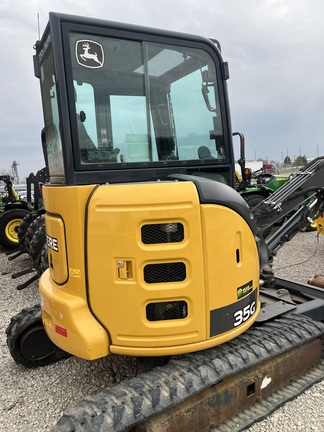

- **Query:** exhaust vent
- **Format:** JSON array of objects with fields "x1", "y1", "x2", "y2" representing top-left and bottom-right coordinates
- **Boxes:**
[
  {"x1": 141, "y1": 223, "x2": 184, "y2": 244},
  {"x1": 144, "y1": 262, "x2": 186, "y2": 284},
  {"x1": 146, "y1": 301, "x2": 188, "y2": 321}
]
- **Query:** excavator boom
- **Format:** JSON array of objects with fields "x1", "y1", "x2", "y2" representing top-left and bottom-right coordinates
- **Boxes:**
[{"x1": 253, "y1": 157, "x2": 324, "y2": 234}]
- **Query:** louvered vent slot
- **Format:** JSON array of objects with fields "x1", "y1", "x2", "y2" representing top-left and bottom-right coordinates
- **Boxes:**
[
  {"x1": 144, "y1": 262, "x2": 186, "y2": 283},
  {"x1": 146, "y1": 301, "x2": 188, "y2": 321},
  {"x1": 141, "y1": 223, "x2": 184, "y2": 244}
]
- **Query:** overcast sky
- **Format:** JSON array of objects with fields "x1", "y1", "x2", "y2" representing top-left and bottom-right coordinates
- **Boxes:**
[{"x1": 1, "y1": 0, "x2": 324, "y2": 181}]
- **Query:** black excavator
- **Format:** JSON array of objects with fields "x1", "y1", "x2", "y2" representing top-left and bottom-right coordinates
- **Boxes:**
[{"x1": 5, "y1": 13, "x2": 324, "y2": 431}]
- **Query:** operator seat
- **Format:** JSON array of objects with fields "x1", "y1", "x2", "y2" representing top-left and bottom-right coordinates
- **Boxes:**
[
  {"x1": 194, "y1": 145, "x2": 227, "y2": 184},
  {"x1": 198, "y1": 146, "x2": 214, "y2": 159}
]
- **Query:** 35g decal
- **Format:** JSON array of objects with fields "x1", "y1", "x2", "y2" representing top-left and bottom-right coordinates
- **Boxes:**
[{"x1": 233, "y1": 301, "x2": 256, "y2": 327}]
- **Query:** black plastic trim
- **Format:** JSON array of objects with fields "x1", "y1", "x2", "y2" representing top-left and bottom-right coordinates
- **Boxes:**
[{"x1": 168, "y1": 174, "x2": 258, "y2": 235}]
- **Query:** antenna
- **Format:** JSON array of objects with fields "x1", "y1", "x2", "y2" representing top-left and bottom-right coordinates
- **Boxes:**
[{"x1": 37, "y1": 12, "x2": 40, "y2": 40}]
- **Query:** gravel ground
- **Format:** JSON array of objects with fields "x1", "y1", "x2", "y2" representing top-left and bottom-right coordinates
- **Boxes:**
[{"x1": 0, "y1": 230, "x2": 323, "y2": 432}]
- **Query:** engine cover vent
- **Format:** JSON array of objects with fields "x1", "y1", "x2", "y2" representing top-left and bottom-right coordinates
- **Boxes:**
[
  {"x1": 146, "y1": 301, "x2": 188, "y2": 321},
  {"x1": 144, "y1": 262, "x2": 186, "y2": 283},
  {"x1": 141, "y1": 223, "x2": 184, "y2": 244}
]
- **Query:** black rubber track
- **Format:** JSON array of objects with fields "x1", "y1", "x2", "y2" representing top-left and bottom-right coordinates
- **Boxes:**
[
  {"x1": 24, "y1": 215, "x2": 45, "y2": 256},
  {"x1": 36, "y1": 242, "x2": 49, "y2": 275},
  {"x1": 30, "y1": 224, "x2": 46, "y2": 263},
  {"x1": 18, "y1": 212, "x2": 36, "y2": 249},
  {"x1": 52, "y1": 314, "x2": 324, "y2": 432},
  {"x1": 6, "y1": 304, "x2": 70, "y2": 368}
]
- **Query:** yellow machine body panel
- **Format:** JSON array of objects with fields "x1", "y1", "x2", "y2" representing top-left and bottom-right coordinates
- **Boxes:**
[
  {"x1": 40, "y1": 271, "x2": 109, "y2": 360},
  {"x1": 315, "y1": 213, "x2": 324, "y2": 234},
  {"x1": 40, "y1": 181, "x2": 260, "y2": 359},
  {"x1": 40, "y1": 185, "x2": 109, "y2": 360},
  {"x1": 45, "y1": 214, "x2": 68, "y2": 284},
  {"x1": 86, "y1": 182, "x2": 206, "y2": 353}
]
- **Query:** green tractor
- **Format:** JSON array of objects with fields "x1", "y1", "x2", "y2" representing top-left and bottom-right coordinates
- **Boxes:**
[
  {"x1": 239, "y1": 167, "x2": 316, "y2": 232},
  {"x1": 0, "y1": 167, "x2": 48, "y2": 251},
  {"x1": 239, "y1": 171, "x2": 291, "y2": 208},
  {"x1": 0, "y1": 175, "x2": 30, "y2": 249},
  {"x1": 7, "y1": 168, "x2": 49, "y2": 290},
  {"x1": 233, "y1": 137, "x2": 291, "y2": 209}
]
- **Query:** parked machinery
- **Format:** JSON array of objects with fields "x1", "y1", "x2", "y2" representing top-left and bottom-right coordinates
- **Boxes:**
[
  {"x1": 0, "y1": 175, "x2": 30, "y2": 249},
  {"x1": 8, "y1": 167, "x2": 49, "y2": 289},
  {"x1": 6, "y1": 13, "x2": 324, "y2": 431}
]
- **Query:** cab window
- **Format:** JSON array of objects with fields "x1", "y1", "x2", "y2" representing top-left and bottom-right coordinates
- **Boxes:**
[{"x1": 69, "y1": 34, "x2": 225, "y2": 167}]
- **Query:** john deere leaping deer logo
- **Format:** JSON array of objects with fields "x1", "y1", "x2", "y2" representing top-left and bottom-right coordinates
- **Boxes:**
[{"x1": 75, "y1": 40, "x2": 104, "y2": 69}]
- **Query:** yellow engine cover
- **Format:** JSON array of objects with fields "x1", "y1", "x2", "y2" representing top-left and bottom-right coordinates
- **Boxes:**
[{"x1": 40, "y1": 181, "x2": 260, "y2": 359}]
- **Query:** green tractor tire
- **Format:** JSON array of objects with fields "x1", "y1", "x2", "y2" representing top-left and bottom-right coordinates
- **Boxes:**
[{"x1": 0, "y1": 208, "x2": 30, "y2": 250}]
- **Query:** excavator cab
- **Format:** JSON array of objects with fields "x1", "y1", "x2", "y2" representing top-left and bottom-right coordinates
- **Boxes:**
[
  {"x1": 35, "y1": 14, "x2": 238, "y2": 185},
  {"x1": 32, "y1": 13, "x2": 260, "y2": 360}
]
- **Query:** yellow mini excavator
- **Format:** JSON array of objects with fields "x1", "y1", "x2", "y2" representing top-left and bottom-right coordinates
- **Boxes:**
[{"x1": 6, "y1": 13, "x2": 324, "y2": 431}]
